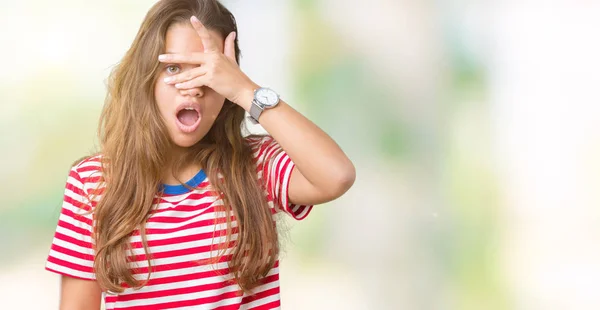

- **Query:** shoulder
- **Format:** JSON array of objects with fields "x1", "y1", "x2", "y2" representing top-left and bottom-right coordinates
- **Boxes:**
[
  {"x1": 71, "y1": 154, "x2": 103, "y2": 178},
  {"x1": 244, "y1": 135, "x2": 280, "y2": 163},
  {"x1": 68, "y1": 154, "x2": 105, "y2": 196},
  {"x1": 245, "y1": 134, "x2": 273, "y2": 149}
]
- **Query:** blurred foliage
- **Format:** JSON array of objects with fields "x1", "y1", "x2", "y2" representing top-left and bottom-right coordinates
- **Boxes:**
[
  {"x1": 0, "y1": 68, "x2": 101, "y2": 265},
  {"x1": 292, "y1": 1, "x2": 412, "y2": 163},
  {"x1": 290, "y1": 0, "x2": 507, "y2": 308},
  {"x1": 440, "y1": 27, "x2": 508, "y2": 309},
  {"x1": 0, "y1": 0, "x2": 512, "y2": 308}
]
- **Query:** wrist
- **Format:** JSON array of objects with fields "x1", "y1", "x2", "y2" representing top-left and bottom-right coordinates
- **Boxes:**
[{"x1": 235, "y1": 82, "x2": 260, "y2": 111}]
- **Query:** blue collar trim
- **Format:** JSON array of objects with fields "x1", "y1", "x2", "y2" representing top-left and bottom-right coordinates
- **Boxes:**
[{"x1": 160, "y1": 169, "x2": 207, "y2": 195}]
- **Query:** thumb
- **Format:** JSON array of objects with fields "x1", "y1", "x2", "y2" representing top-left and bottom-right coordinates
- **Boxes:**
[{"x1": 224, "y1": 31, "x2": 237, "y2": 65}]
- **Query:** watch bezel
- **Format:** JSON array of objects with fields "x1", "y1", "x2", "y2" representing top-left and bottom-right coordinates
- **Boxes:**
[{"x1": 254, "y1": 87, "x2": 280, "y2": 108}]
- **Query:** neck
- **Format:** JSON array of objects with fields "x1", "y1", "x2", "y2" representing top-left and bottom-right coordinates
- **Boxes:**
[{"x1": 161, "y1": 146, "x2": 202, "y2": 185}]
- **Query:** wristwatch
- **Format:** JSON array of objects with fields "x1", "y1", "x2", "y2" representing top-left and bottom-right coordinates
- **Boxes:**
[{"x1": 249, "y1": 87, "x2": 280, "y2": 123}]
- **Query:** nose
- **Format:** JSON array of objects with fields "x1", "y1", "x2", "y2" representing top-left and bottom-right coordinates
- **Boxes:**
[{"x1": 180, "y1": 87, "x2": 204, "y2": 98}]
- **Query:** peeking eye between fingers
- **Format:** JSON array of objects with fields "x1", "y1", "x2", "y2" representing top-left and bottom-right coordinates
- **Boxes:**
[{"x1": 165, "y1": 64, "x2": 181, "y2": 75}]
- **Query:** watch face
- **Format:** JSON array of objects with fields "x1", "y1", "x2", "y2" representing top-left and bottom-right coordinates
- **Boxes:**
[{"x1": 255, "y1": 88, "x2": 279, "y2": 107}]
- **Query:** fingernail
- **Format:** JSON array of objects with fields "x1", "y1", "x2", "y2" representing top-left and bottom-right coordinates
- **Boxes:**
[
  {"x1": 164, "y1": 77, "x2": 172, "y2": 83},
  {"x1": 158, "y1": 54, "x2": 167, "y2": 61},
  {"x1": 191, "y1": 16, "x2": 199, "y2": 24},
  {"x1": 175, "y1": 83, "x2": 183, "y2": 88}
]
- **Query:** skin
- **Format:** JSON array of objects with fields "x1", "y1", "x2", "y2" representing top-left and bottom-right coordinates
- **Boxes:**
[
  {"x1": 155, "y1": 22, "x2": 228, "y2": 185},
  {"x1": 59, "y1": 275, "x2": 102, "y2": 310},
  {"x1": 59, "y1": 16, "x2": 355, "y2": 309},
  {"x1": 156, "y1": 23, "x2": 227, "y2": 150},
  {"x1": 159, "y1": 16, "x2": 355, "y2": 205}
]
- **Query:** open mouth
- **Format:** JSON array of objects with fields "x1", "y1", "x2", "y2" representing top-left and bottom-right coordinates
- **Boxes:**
[
  {"x1": 175, "y1": 105, "x2": 202, "y2": 133},
  {"x1": 177, "y1": 108, "x2": 199, "y2": 126}
]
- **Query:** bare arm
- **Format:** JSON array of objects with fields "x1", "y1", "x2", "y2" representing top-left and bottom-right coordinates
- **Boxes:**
[
  {"x1": 59, "y1": 276, "x2": 102, "y2": 310},
  {"x1": 156, "y1": 17, "x2": 355, "y2": 205},
  {"x1": 238, "y1": 91, "x2": 356, "y2": 206}
]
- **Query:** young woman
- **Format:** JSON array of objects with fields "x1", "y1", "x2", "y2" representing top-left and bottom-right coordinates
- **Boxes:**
[{"x1": 45, "y1": 0, "x2": 355, "y2": 309}]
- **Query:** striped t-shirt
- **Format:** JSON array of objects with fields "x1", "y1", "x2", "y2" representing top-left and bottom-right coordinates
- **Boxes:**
[{"x1": 45, "y1": 136, "x2": 312, "y2": 309}]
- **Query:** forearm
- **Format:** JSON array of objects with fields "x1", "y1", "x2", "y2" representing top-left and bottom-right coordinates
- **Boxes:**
[
  {"x1": 237, "y1": 86, "x2": 355, "y2": 196},
  {"x1": 262, "y1": 100, "x2": 354, "y2": 185}
]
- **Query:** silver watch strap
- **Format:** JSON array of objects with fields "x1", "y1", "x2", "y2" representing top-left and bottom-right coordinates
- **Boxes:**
[{"x1": 249, "y1": 99, "x2": 263, "y2": 123}]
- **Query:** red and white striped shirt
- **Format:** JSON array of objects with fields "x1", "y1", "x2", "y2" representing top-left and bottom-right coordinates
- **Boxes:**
[{"x1": 45, "y1": 136, "x2": 312, "y2": 309}]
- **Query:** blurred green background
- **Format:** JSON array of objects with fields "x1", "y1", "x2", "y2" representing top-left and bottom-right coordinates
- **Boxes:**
[{"x1": 1, "y1": 1, "x2": 600, "y2": 309}]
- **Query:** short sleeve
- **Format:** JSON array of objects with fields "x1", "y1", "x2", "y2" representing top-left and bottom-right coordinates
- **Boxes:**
[
  {"x1": 248, "y1": 136, "x2": 313, "y2": 220},
  {"x1": 45, "y1": 166, "x2": 96, "y2": 280}
]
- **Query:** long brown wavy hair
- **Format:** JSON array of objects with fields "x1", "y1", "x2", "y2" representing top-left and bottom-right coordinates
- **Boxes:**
[{"x1": 92, "y1": 0, "x2": 278, "y2": 293}]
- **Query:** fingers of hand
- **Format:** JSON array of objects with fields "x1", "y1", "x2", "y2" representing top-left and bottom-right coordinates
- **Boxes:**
[
  {"x1": 175, "y1": 75, "x2": 208, "y2": 90},
  {"x1": 164, "y1": 66, "x2": 207, "y2": 84},
  {"x1": 190, "y1": 16, "x2": 219, "y2": 53},
  {"x1": 158, "y1": 53, "x2": 206, "y2": 65},
  {"x1": 224, "y1": 31, "x2": 237, "y2": 64}
]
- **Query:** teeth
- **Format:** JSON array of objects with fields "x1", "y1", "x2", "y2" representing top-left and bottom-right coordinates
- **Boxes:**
[{"x1": 184, "y1": 108, "x2": 194, "y2": 111}]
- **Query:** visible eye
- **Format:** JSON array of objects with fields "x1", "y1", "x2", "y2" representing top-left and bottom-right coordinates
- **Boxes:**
[{"x1": 165, "y1": 65, "x2": 180, "y2": 74}]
